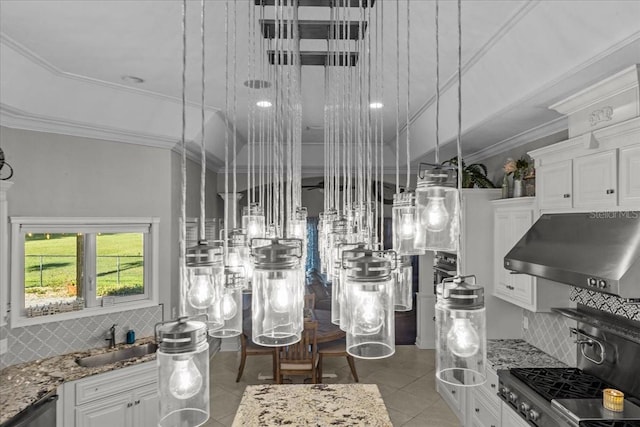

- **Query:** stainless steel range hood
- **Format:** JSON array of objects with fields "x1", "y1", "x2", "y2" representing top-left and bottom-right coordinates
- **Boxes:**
[{"x1": 504, "y1": 212, "x2": 640, "y2": 299}]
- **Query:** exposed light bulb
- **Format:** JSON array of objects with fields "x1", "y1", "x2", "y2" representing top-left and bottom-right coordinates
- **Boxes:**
[
  {"x1": 290, "y1": 222, "x2": 305, "y2": 239},
  {"x1": 446, "y1": 317, "x2": 480, "y2": 357},
  {"x1": 399, "y1": 212, "x2": 415, "y2": 239},
  {"x1": 421, "y1": 197, "x2": 450, "y2": 232},
  {"x1": 246, "y1": 220, "x2": 262, "y2": 240},
  {"x1": 222, "y1": 292, "x2": 238, "y2": 320},
  {"x1": 227, "y1": 251, "x2": 241, "y2": 266},
  {"x1": 187, "y1": 274, "x2": 215, "y2": 309},
  {"x1": 168, "y1": 358, "x2": 203, "y2": 400},
  {"x1": 269, "y1": 278, "x2": 291, "y2": 313},
  {"x1": 353, "y1": 292, "x2": 384, "y2": 335}
]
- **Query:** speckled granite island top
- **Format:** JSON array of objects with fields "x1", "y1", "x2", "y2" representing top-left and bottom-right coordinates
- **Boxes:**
[
  {"x1": 0, "y1": 336, "x2": 156, "y2": 425},
  {"x1": 232, "y1": 384, "x2": 393, "y2": 426},
  {"x1": 487, "y1": 339, "x2": 568, "y2": 371}
]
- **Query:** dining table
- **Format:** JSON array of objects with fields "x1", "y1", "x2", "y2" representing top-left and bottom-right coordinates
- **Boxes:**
[{"x1": 231, "y1": 384, "x2": 393, "y2": 426}]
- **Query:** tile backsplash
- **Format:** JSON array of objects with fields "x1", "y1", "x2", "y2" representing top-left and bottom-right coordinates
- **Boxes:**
[
  {"x1": 570, "y1": 287, "x2": 640, "y2": 321},
  {"x1": 0, "y1": 305, "x2": 162, "y2": 368},
  {"x1": 522, "y1": 310, "x2": 577, "y2": 367}
]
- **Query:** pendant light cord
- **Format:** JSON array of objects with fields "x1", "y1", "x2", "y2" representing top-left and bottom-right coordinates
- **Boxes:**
[
  {"x1": 405, "y1": 0, "x2": 411, "y2": 191},
  {"x1": 180, "y1": 0, "x2": 187, "y2": 316},
  {"x1": 199, "y1": 0, "x2": 206, "y2": 242},
  {"x1": 435, "y1": 0, "x2": 440, "y2": 165},
  {"x1": 233, "y1": 0, "x2": 238, "y2": 230},
  {"x1": 224, "y1": 0, "x2": 230, "y2": 246},
  {"x1": 395, "y1": 0, "x2": 400, "y2": 195},
  {"x1": 456, "y1": 0, "x2": 463, "y2": 277}
]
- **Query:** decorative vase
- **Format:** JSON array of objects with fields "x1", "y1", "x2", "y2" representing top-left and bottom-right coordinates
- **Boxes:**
[
  {"x1": 513, "y1": 179, "x2": 524, "y2": 197},
  {"x1": 524, "y1": 177, "x2": 535, "y2": 197},
  {"x1": 501, "y1": 175, "x2": 509, "y2": 198}
]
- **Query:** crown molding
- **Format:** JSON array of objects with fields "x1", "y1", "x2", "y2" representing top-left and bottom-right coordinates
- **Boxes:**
[
  {"x1": 169, "y1": 143, "x2": 224, "y2": 171},
  {"x1": 464, "y1": 116, "x2": 568, "y2": 164},
  {"x1": 0, "y1": 103, "x2": 179, "y2": 150},
  {"x1": 217, "y1": 165, "x2": 402, "y2": 177},
  {"x1": 0, "y1": 33, "x2": 219, "y2": 113}
]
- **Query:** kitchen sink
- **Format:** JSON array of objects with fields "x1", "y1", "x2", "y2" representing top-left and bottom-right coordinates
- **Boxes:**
[{"x1": 76, "y1": 343, "x2": 158, "y2": 368}]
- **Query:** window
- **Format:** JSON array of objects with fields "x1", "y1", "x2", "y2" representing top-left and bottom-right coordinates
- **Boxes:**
[{"x1": 11, "y1": 217, "x2": 159, "y2": 326}]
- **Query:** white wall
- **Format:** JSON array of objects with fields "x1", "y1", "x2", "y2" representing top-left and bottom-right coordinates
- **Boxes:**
[{"x1": 0, "y1": 126, "x2": 220, "y2": 326}]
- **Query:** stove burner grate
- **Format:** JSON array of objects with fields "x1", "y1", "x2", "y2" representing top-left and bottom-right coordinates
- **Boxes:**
[{"x1": 511, "y1": 368, "x2": 612, "y2": 401}]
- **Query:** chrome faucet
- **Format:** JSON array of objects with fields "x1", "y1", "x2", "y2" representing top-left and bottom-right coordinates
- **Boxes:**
[{"x1": 106, "y1": 323, "x2": 117, "y2": 348}]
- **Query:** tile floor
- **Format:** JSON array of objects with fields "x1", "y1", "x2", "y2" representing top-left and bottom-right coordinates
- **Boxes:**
[{"x1": 203, "y1": 345, "x2": 460, "y2": 427}]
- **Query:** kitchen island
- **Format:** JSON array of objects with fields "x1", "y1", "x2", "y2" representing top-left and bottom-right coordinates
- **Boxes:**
[{"x1": 232, "y1": 384, "x2": 393, "y2": 426}]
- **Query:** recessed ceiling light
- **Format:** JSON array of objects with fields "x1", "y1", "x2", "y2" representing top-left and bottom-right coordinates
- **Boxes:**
[
  {"x1": 244, "y1": 79, "x2": 271, "y2": 89},
  {"x1": 256, "y1": 100, "x2": 273, "y2": 108},
  {"x1": 370, "y1": 102, "x2": 384, "y2": 109},
  {"x1": 121, "y1": 75, "x2": 145, "y2": 84}
]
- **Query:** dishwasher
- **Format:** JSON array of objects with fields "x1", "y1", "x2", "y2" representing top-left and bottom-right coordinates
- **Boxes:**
[{"x1": 2, "y1": 391, "x2": 57, "y2": 427}]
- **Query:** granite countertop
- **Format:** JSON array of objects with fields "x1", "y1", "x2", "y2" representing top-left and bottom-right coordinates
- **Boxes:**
[
  {"x1": 0, "y1": 336, "x2": 156, "y2": 425},
  {"x1": 232, "y1": 384, "x2": 393, "y2": 426},
  {"x1": 487, "y1": 339, "x2": 568, "y2": 371}
]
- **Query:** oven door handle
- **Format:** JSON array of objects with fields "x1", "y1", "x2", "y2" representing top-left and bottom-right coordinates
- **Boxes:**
[{"x1": 570, "y1": 327, "x2": 606, "y2": 365}]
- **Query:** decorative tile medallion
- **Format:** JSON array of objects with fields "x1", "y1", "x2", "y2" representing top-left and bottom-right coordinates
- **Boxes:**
[{"x1": 570, "y1": 287, "x2": 640, "y2": 321}]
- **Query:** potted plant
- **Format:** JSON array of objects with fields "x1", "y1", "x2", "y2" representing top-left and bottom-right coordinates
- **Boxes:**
[
  {"x1": 503, "y1": 156, "x2": 531, "y2": 197},
  {"x1": 442, "y1": 157, "x2": 496, "y2": 188}
]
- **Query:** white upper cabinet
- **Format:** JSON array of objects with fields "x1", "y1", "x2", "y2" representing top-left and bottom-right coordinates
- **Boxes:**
[
  {"x1": 573, "y1": 149, "x2": 617, "y2": 209},
  {"x1": 532, "y1": 65, "x2": 640, "y2": 213},
  {"x1": 492, "y1": 198, "x2": 569, "y2": 312},
  {"x1": 619, "y1": 144, "x2": 640, "y2": 207},
  {"x1": 537, "y1": 160, "x2": 572, "y2": 210}
]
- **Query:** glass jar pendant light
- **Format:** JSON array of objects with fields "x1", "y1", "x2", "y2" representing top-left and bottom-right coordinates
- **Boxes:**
[
  {"x1": 392, "y1": 192, "x2": 424, "y2": 256},
  {"x1": 343, "y1": 249, "x2": 396, "y2": 359},
  {"x1": 209, "y1": 268, "x2": 243, "y2": 338},
  {"x1": 287, "y1": 206, "x2": 308, "y2": 262},
  {"x1": 435, "y1": 275, "x2": 486, "y2": 387},
  {"x1": 414, "y1": 164, "x2": 460, "y2": 252},
  {"x1": 242, "y1": 203, "x2": 265, "y2": 241},
  {"x1": 251, "y1": 238, "x2": 304, "y2": 346},
  {"x1": 337, "y1": 243, "x2": 367, "y2": 330},
  {"x1": 225, "y1": 229, "x2": 251, "y2": 290},
  {"x1": 156, "y1": 317, "x2": 209, "y2": 427},
  {"x1": 394, "y1": 255, "x2": 413, "y2": 311},
  {"x1": 185, "y1": 241, "x2": 224, "y2": 332}
]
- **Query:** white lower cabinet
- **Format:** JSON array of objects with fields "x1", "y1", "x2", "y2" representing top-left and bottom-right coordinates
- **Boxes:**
[
  {"x1": 465, "y1": 366, "x2": 501, "y2": 427},
  {"x1": 61, "y1": 361, "x2": 158, "y2": 427},
  {"x1": 437, "y1": 379, "x2": 466, "y2": 426},
  {"x1": 501, "y1": 401, "x2": 530, "y2": 427}
]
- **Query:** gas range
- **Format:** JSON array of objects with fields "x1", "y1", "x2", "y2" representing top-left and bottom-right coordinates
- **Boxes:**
[
  {"x1": 498, "y1": 368, "x2": 640, "y2": 426},
  {"x1": 497, "y1": 307, "x2": 640, "y2": 427}
]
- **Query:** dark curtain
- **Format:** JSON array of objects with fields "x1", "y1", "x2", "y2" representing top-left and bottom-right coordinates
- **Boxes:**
[{"x1": 305, "y1": 217, "x2": 320, "y2": 274}]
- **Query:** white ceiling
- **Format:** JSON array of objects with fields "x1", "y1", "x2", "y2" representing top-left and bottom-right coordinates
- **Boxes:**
[{"x1": 1, "y1": 0, "x2": 639, "y2": 173}]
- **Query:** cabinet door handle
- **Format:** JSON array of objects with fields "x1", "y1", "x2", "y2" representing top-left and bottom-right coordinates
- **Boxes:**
[
  {"x1": 563, "y1": 193, "x2": 571, "y2": 198},
  {"x1": 490, "y1": 383, "x2": 496, "y2": 389},
  {"x1": 134, "y1": 400, "x2": 140, "y2": 405},
  {"x1": 506, "y1": 285, "x2": 514, "y2": 290},
  {"x1": 606, "y1": 189, "x2": 615, "y2": 194},
  {"x1": 451, "y1": 389, "x2": 456, "y2": 395},
  {"x1": 127, "y1": 402, "x2": 133, "y2": 408},
  {"x1": 475, "y1": 408, "x2": 480, "y2": 413}
]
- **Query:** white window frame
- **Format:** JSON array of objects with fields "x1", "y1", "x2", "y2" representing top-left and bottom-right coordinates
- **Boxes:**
[{"x1": 10, "y1": 217, "x2": 159, "y2": 327}]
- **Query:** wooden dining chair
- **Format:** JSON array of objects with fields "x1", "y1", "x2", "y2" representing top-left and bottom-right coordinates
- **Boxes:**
[
  {"x1": 275, "y1": 321, "x2": 319, "y2": 384},
  {"x1": 304, "y1": 293, "x2": 316, "y2": 310},
  {"x1": 236, "y1": 333, "x2": 276, "y2": 382},
  {"x1": 317, "y1": 338, "x2": 359, "y2": 382}
]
